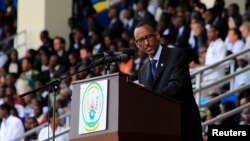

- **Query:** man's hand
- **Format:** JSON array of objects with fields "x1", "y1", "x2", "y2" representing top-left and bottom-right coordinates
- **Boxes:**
[{"x1": 138, "y1": 83, "x2": 144, "y2": 87}]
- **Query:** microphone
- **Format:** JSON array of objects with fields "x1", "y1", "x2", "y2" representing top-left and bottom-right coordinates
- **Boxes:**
[
  {"x1": 94, "y1": 54, "x2": 128, "y2": 65},
  {"x1": 91, "y1": 48, "x2": 135, "y2": 59}
]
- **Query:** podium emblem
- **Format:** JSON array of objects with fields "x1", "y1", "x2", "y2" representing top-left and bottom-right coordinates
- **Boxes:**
[{"x1": 79, "y1": 80, "x2": 108, "y2": 134}]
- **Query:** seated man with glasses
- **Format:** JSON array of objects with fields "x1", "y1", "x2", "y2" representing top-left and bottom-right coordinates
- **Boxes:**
[{"x1": 134, "y1": 21, "x2": 203, "y2": 141}]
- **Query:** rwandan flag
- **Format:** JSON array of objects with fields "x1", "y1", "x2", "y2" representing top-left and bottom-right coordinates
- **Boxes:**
[{"x1": 91, "y1": 0, "x2": 112, "y2": 13}]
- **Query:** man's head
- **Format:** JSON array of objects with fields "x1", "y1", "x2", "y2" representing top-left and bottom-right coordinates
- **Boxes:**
[
  {"x1": 227, "y1": 3, "x2": 240, "y2": 17},
  {"x1": 205, "y1": 8, "x2": 216, "y2": 24},
  {"x1": 227, "y1": 28, "x2": 241, "y2": 43},
  {"x1": 240, "y1": 22, "x2": 250, "y2": 39},
  {"x1": 5, "y1": 73, "x2": 16, "y2": 86},
  {"x1": 172, "y1": 16, "x2": 184, "y2": 28},
  {"x1": 0, "y1": 103, "x2": 11, "y2": 119},
  {"x1": 191, "y1": 19, "x2": 205, "y2": 37},
  {"x1": 53, "y1": 37, "x2": 65, "y2": 52},
  {"x1": 194, "y1": 2, "x2": 207, "y2": 14},
  {"x1": 134, "y1": 22, "x2": 160, "y2": 58},
  {"x1": 108, "y1": 6, "x2": 119, "y2": 19},
  {"x1": 80, "y1": 46, "x2": 92, "y2": 60},
  {"x1": 207, "y1": 26, "x2": 219, "y2": 42},
  {"x1": 124, "y1": 8, "x2": 134, "y2": 20},
  {"x1": 25, "y1": 117, "x2": 38, "y2": 129},
  {"x1": 40, "y1": 30, "x2": 50, "y2": 43},
  {"x1": 49, "y1": 54, "x2": 60, "y2": 69},
  {"x1": 47, "y1": 108, "x2": 60, "y2": 126},
  {"x1": 22, "y1": 58, "x2": 33, "y2": 72},
  {"x1": 68, "y1": 52, "x2": 79, "y2": 66},
  {"x1": 136, "y1": 0, "x2": 148, "y2": 12}
]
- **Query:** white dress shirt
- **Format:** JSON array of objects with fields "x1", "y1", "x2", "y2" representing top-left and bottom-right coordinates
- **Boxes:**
[
  {"x1": 224, "y1": 38, "x2": 245, "y2": 54},
  {"x1": 204, "y1": 38, "x2": 227, "y2": 82},
  {"x1": 149, "y1": 45, "x2": 163, "y2": 68},
  {"x1": 0, "y1": 115, "x2": 25, "y2": 141},
  {"x1": 38, "y1": 125, "x2": 69, "y2": 141}
]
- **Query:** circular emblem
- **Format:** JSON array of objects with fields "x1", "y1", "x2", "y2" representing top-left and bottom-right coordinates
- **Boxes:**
[{"x1": 82, "y1": 82, "x2": 104, "y2": 132}]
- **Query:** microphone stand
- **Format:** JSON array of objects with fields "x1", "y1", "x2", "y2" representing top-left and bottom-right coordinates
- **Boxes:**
[
  {"x1": 19, "y1": 58, "x2": 109, "y2": 141},
  {"x1": 104, "y1": 62, "x2": 110, "y2": 75}
]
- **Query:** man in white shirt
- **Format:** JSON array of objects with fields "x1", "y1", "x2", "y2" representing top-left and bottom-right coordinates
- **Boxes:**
[
  {"x1": 204, "y1": 26, "x2": 227, "y2": 83},
  {"x1": 0, "y1": 103, "x2": 25, "y2": 141},
  {"x1": 38, "y1": 109, "x2": 68, "y2": 141}
]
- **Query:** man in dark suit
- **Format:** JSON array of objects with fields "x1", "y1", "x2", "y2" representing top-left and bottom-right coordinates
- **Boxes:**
[
  {"x1": 105, "y1": 6, "x2": 124, "y2": 39},
  {"x1": 134, "y1": 22, "x2": 203, "y2": 141},
  {"x1": 134, "y1": 0, "x2": 156, "y2": 27}
]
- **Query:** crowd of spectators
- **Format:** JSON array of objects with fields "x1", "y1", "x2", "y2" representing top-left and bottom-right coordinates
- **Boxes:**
[{"x1": 0, "y1": 0, "x2": 250, "y2": 140}]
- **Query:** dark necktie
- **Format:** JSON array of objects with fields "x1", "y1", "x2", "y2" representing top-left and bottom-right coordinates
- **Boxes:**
[{"x1": 150, "y1": 59, "x2": 157, "y2": 79}]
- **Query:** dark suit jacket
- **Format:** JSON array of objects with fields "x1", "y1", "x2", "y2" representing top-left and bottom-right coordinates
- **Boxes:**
[
  {"x1": 175, "y1": 25, "x2": 190, "y2": 48},
  {"x1": 106, "y1": 18, "x2": 124, "y2": 38},
  {"x1": 138, "y1": 46, "x2": 203, "y2": 141}
]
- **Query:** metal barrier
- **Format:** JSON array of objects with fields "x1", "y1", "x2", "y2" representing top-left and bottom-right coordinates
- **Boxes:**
[
  {"x1": 42, "y1": 127, "x2": 70, "y2": 141},
  {"x1": 191, "y1": 48, "x2": 250, "y2": 106},
  {"x1": 200, "y1": 83, "x2": 250, "y2": 108},
  {"x1": 202, "y1": 102, "x2": 250, "y2": 130},
  {"x1": 13, "y1": 112, "x2": 70, "y2": 141}
]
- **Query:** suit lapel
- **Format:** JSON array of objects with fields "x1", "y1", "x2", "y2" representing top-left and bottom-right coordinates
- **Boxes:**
[{"x1": 153, "y1": 46, "x2": 169, "y2": 85}]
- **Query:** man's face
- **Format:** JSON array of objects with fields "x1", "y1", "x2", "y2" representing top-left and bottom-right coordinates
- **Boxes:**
[
  {"x1": 53, "y1": 39, "x2": 63, "y2": 51},
  {"x1": 240, "y1": 25, "x2": 250, "y2": 39},
  {"x1": 191, "y1": 23, "x2": 203, "y2": 36},
  {"x1": 68, "y1": 54, "x2": 77, "y2": 65},
  {"x1": 207, "y1": 28, "x2": 218, "y2": 42},
  {"x1": 0, "y1": 108, "x2": 6, "y2": 118},
  {"x1": 5, "y1": 74, "x2": 15, "y2": 86},
  {"x1": 49, "y1": 55, "x2": 58, "y2": 68},
  {"x1": 22, "y1": 59, "x2": 32, "y2": 72},
  {"x1": 134, "y1": 24, "x2": 160, "y2": 58},
  {"x1": 49, "y1": 113, "x2": 60, "y2": 126},
  {"x1": 227, "y1": 30, "x2": 237, "y2": 42},
  {"x1": 108, "y1": 8, "x2": 116, "y2": 18}
]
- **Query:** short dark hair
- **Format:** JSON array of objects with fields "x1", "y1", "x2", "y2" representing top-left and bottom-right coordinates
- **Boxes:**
[
  {"x1": 221, "y1": 100, "x2": 235, "y2": 111},
  {"x1": 0, "y1": 103, "x2": 11, "y2": 114},
  {"x1": 196, "y1": 2, "x2": 207, "y2": 11},
  {"x1": 41, "y1": 30, "x2": 49, "y2": 37},
  {"x1": 229, "y1": 28, "x2": 242, "y2": 39},
  {"x1": 47, "y1": 108, "x2": 59, "y2": 119},
  {"x1": 192, "y1": 18, "x2": 205, "y2": 27},
  {"x1": 137, "y1": 0, "x2": 149, "y2": 9},
  {"x1": 54, "y1": 36, "x2": 65, "y2": 45},
  {"x1": 228, "y1": 3, "x2": 240, "y2": 14},
  {"x1": 135, "y1": 21, "x2": 156, "y2": 32},
  {"x1": 207, "y1": 8, "x2": 217, "y2": 16},
  {"x1": 208, "y1": 104, "x2": 221, "y2": 117},
  {"x1": 80, "y1": 45, "x2": 92, "y2": 53},
  {"x1": 22, "y1": 57, "x2": 33, "y2": 66},
  {"x1": 209, "y1": 25, "x2": 220, "y2": 32}
]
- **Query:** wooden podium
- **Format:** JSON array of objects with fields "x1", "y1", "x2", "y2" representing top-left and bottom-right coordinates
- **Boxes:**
[{"x1": 70, "y1": 73, "x2": 180, "y2": 141}]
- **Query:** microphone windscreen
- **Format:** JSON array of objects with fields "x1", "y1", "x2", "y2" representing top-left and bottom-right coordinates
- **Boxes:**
[
  {"x1": 119, "y1": 54, "x2": 129, "y2": 61},
  {"x1": 120, "y1": 48, "x2": 135, "y2": 56}
]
